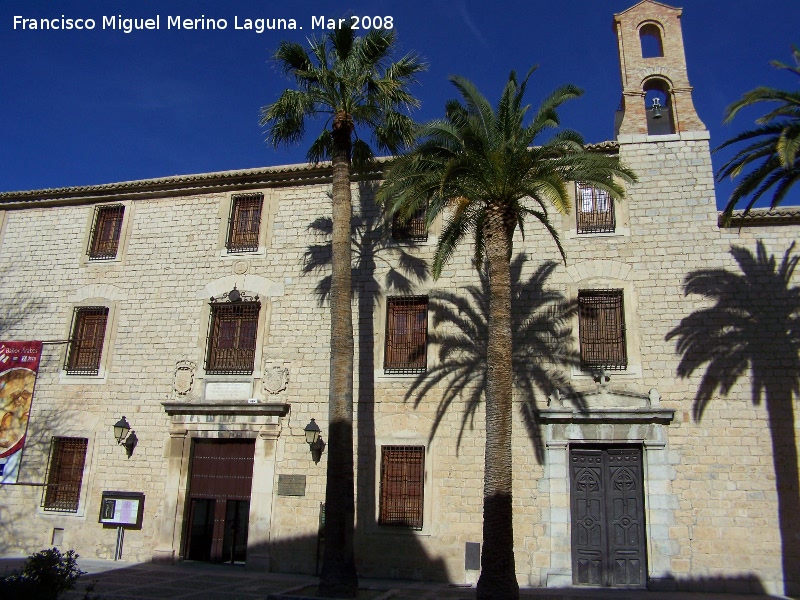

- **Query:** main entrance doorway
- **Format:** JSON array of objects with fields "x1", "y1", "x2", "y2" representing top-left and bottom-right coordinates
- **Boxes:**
[
  {"x1": 569, "y1": 445, "x2": 646, "y2": 587},
  {"x1": 184, "y1": 439, "x2": 255, "y2": 564}
]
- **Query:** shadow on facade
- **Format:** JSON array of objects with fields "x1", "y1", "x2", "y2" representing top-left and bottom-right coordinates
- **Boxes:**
[
  {"x1": 666, "y1": 240, "x2": 800, "y2": 596},
  {"x1": 405, "y1": 255, "x2": 582, "y2": 462},
  {"x1": 301, "y1": 182, "x2": 438, "y2": 580}
]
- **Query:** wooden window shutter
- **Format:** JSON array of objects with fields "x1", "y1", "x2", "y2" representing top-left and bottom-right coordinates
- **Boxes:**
[
  {"x1": 42, "y1": 437, "x2": 88, "y2": 512},
  {"x1": 65, "y1": 307, "x2": 109, "y2": 375},
  {"x1": 379, "y1": 445, "x2": 424, "y2": 529},
  {"x1": 226, "y1": 193, "x2": 264, "y2": 253},
  {"x1": 88, "y1": 205, "x2": 124, "y2": 259},
  {"x1": 578, "y1": 290, "x2": 627, "y2": 370},
  {"x1": 384, "y1": 297, "x2": 428, "y2": 373}
]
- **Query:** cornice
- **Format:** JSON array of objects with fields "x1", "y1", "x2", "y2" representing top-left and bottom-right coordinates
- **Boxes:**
[{"x1": 719, "y1": 207, "x2": 800, "y2": 228}]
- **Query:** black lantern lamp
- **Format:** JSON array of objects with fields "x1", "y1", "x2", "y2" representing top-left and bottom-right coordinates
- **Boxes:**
[
  {"x1": 113, "y1": 416, "x2": 138, "y2": 458},
  {"x1": 304, "y1": 418, "x2": 326, "y2": 464}
]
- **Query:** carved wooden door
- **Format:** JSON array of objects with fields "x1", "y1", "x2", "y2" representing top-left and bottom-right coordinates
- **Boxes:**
[{"x1": 570, "y1": 446, "x2": 646, "y2": 587}]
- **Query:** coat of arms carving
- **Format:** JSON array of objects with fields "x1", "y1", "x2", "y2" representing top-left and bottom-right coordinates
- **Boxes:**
[
  {"x1": 263, "y1": 362, "x2": 289, "y2": 395},
  {"x1": 173, "y1": 360, "x2": 196, "y2": 396}
]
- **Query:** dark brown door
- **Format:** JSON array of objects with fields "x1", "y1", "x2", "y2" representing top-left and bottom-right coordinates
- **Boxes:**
[
  {"x1": 184, "y1": 439, "x2": 255, "y2": 563},
  {"x1": 570, "y1": 446, "x2": 646, "y2": 587}
]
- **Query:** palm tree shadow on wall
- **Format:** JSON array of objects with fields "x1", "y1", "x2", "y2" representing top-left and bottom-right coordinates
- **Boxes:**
[
  {"x1": 666, "y1": 240, "x2": 800, "y2": 596},
  {"x1": 302, "y1": 181, "x2": 433, "y2": 577},
  {"x1": 406, "y1": 255, "x2": 584, "y2": 462}
]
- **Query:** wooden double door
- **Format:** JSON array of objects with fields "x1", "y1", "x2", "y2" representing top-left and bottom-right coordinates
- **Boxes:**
[
  {"x1": 184, "y1": 439, "x2": 255, "y2": 564},
  {"x1": 569, "y1": 445, "x2": 647, "y2": 587}
]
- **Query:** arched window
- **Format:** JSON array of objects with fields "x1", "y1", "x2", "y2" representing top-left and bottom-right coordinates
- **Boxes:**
[
  {"x1": 639, "y1": 23, "x2": 664, "y2": 58},
  {"x1": 643, "y1": 79, "x2": 675, "y2": 135}
]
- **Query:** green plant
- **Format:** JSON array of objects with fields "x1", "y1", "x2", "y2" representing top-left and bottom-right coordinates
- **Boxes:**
[{"x1": 0, "y1": 547, "x2": 86, "y2": 600}]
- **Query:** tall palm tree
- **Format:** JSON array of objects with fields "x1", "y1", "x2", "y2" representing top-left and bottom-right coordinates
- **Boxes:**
[
  {"x1": 666, "y1": 241, "x2": 800, "y2": 595},
  {"x1": 378, "y1": 69, "x2": 635, "y2": 600},
  {"x1": 717, "y1": 47, "x2": 800, "y2": 223},
  {"x1": 261, "y1": 26, "x2": 424, "y2": 598}
]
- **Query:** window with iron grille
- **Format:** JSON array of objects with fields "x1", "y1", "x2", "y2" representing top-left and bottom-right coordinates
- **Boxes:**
[
  {"x1": 205, "y1": 301, "x2": 260, "y2": 374},
  {"x1": 379, "y1": 445, "x2": 424, "y2": 529},
  {"x1": 87, "y1": 204, "x2": 125, "y2": 259},
  {"x1": 385, "y1": 296, "x2": 428, "y2": 373},
  {"x1": 391, "y1": 205, "x2": 428, "y2": 241},
  {"x1": 42, "y1": 437, "x2": 88, "y2": 512},
  {"x1": 226, "y1": 193, "x2": 264, "y2": 253},
  {"x1": 578, "y1": 290, "x2": 627, "y2": 370},
  {"x1": 65, "y1": 307, "x2": 109, "y2": 375},
  {"x1": 576, "y1": 183, "x2": 615, "y2": 234}
]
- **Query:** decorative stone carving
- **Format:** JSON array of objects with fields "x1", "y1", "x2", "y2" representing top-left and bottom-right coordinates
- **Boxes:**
[
  {"x1": 173, "y1": 361, "x2": 196, "y2": 396},
  {"x1": 263, "y1": 361, "x2": 289, "y2": 395}
]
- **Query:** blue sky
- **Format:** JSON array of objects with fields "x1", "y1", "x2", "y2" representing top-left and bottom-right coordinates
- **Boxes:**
[{"x1": 1, "y1": 0, "x2": 799, "y2": 209}]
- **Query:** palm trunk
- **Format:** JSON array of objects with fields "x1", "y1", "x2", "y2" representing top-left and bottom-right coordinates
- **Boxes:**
[
  {"x1": 476, "y1": 213, "x2": 519, "y2": 600},
  {"x1": 320, "y1": 117, "x2": 358, "y2": 598},
  {"x1": 765, "y1": 388, "x2": 800, "y2": 596}
]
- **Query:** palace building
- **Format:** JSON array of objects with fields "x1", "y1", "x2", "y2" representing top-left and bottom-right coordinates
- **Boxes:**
[{"x1": 1, "y1": 1, "x2": 798, "y2": 594}]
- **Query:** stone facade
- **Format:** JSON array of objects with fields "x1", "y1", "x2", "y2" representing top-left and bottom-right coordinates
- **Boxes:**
[{"x1": 0, "y1": 1, "x2": 797, "y2": 595}]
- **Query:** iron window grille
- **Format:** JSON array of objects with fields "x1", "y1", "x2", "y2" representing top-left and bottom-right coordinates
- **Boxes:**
[
  {"x1": 578, "y1": 290, "x2": 627, "y2": 370},
  {"x1": 226, "y1": 193, "x2": 264, "y2": 253},
  {"x1": 64, "y1": 307, "x2": 109, "y2": 375},
  {"x1": 42, "y1": 437, "x2": 88, "y2": 512},
  {"x1": 391, "y1": 205, "x2": 428, "y2": 241},
  {"x1": 576, "y1": 183, "x2": 615, "y2": 234},
  {"x1": 205, "y1": 301, "x2": 260, "y2": 374},
  {"x1": 384, "y1": 296, "x2": 428, "y2": 374},
  {"x1": 87, "y1": 204, "x2": 125, "y2": 259},
  {"x1": 379, "y1": 445, "x2": 424, "y2": 530}
]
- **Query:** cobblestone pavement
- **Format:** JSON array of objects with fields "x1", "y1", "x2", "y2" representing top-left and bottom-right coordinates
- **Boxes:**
[{"x1": 0, "y1": 558, "x2": 792, "y2": 600}]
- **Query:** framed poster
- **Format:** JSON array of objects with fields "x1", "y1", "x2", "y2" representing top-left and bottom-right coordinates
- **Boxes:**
[{"x1": 98, "y1": 491, "x2": 145, "y2": 529}]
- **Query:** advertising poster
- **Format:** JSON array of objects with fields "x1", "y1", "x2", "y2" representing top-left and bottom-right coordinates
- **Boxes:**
[{"x1": 0, "y1": 341, "x2": 43, "y2": 483}]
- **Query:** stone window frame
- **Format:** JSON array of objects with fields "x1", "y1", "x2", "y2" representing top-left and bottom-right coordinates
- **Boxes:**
[
  {"x1": 562, "y1": 180, "x2": 630, "y2": 240},
  {"x1": 217, "y1": 191, "x2": 274, "y2": 258},
  {"x1": 371, "y1": 427, "x2": 434, "y2": 537},
  {"x1": 378, "y1": 445, "x2": 425, "y2": 530},
  {"x1": 79, "y1": 201, "x2": 134, "y2": 267},
  {"x1": 567, "y1": 276, "x2": 642, "y2": 380},
  {"x1": 58, "y1": 298, "x2": 119, "y2": 384},
  {"x1": 0, "y1": 210, "x2": 8, "y2": 255},
  {"x1": 35, "y1": 432, "x2": 97, "y2": 518},
  {"x1": 382, "y1": 295, "x2": 429, "y2": 375}
]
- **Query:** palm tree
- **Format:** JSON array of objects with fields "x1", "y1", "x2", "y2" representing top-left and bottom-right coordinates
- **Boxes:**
[
  {"x1": 717, "y1": 47, "x2": 800, "y2": 223},
  {"x1": 378, "y1": 69, "x2": 635, "y2": 600},
  {"x1": 666, "y1": 241, "x2": 800, "y2": 595},
  {"x1": 260, "y1": 26, "x2": 424, "y2": 598}
]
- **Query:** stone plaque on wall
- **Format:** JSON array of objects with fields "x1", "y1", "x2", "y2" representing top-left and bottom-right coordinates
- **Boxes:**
[
  {"x1": 204, "y1": 381, "x2": 252, "y2": 402},
  {"x1": 277, "y1": 474, "x2": 306, "y2": 497}
]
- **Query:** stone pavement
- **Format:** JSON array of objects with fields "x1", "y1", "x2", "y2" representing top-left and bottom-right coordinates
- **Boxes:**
[{"x1": 0, "y1": 557, "x2": 792, "y2": 600}]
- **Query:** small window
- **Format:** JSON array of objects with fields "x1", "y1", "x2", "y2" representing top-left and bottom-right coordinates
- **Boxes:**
[
  {"x1": 379, "y1": 445, "x2": 424, "y2": 530},
  {"x1": 385, "y1": 296, "x2": 428, "y2": 373},
  {"x1": 392, "y1": 205, "x2": 428, "y2": 241},
  {"x1": 87, "y1": 205, "x2": 124, "y2": 260},
  {"x1": 65, "y1": 307, "x2": 109, "y2": 375},
  {"x1": 639, "y1": 24, "x2": 664, "y2": 58},
  {"x1": 226, "y1": 193, "x2": 264, "y2": 253},
  {"x1": 576, "y1": 183, "x2": 615, "y2": 234},
  {"x1": 42, "y1": 437, "x2": 88, "y2": 512},
  {"x1": 205, "y1": 301, "x2": 260, "y2": 374},
  {"x1": 578, "y1": 290, "x2": 627, "y2": 370}
]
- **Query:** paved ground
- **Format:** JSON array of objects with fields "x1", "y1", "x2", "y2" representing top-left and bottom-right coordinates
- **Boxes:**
[{"x1": 0, "y1": 557, "x2": 793, "y2": 600}]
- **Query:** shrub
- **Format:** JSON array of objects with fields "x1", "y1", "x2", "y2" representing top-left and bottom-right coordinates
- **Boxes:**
[{"x1": 0, "y1": 547, "x2": 86, "y2": 600}]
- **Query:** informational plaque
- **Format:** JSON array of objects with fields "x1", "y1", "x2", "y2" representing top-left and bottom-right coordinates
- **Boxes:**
[
  {"x1": 277, "y1": 474, "x2": 306, "y2": 497},
  {"x1": 204, "y1": 381, "x2": 252, "y2": 402},
  {"x1": 99, "y1": 491, "x2": 145, "y2": 529}
]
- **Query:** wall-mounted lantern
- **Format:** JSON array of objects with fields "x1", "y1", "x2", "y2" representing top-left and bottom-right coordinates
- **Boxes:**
[
  {"x1": 113, "y1": 416, "x2": 138, "y2": 458},
  {"x1": 304, "y1": 418, "x2": 326, "y2": 464}
]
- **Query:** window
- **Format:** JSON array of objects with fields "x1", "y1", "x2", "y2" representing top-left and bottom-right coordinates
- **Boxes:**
[
  {"x1": 639, "y1": 23, "x2": 664, "y2": 58},
  {"x1": 576, "y1": 183, "x2": 615, "y2": 234},
  {"x1": 578, "y1": 290, "x2": 627, "y2": 370},
  {"x1": 65, "y1": 307, "x2": 109, "y2": 375},
  {"x1": 385, "y1": 296, "x2": 428, "y2": 373},
  {"x1": 379, "y1": 445, "x2": 424, "y2": 529},
  {"x1": 226, "y1": 193, "x2": 264, "y2": 253},
  {"x1": 392, "y1": 205, "x2": 428, "y2": 241},
  {"x1": 87, "y1": 204, "x2": 124, "y2": 259},
  {"x1": 42, "y1": 437, "x2": 88, "y2": 512},
  {"x1": 205, "y1": 301, "x2": 260, "y2": 374}
]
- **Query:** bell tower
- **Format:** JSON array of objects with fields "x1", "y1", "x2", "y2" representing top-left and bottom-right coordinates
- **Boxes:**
[{"x1": 613, "y1": 0, "x2": 705, "y2": 139}]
